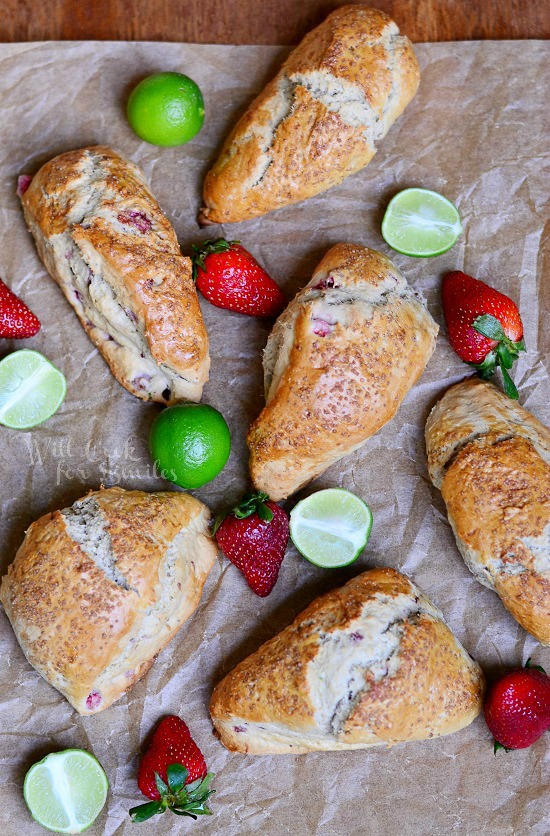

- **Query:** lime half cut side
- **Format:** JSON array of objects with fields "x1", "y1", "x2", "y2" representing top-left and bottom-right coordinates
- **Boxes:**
[
  {"x1": 0, "y1": 349, "x2": 66, "y2": 430},
  {"x1": 290, "y1": 488, "x2": 373, "y2": 569},
  {"x1": 23, "y1": 749, "x2": 108, "y2": 834},
  {"x1": 381, "y1": 187, "x2": 462, "y2": 257}
]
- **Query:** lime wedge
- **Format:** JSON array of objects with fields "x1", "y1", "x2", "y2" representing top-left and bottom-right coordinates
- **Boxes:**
[
  {"x1": 290, "y1": 488, "x2": 373, "y2": 568},
  {"x1": 23, "y1": 749, "x2": 108, "y2": 834},
  {"x1": 0, "y1": 349, "x2": 66, "y2": 430},
  {"x1": 381, "y1": 187, "x2": 462, "y2": 257}
]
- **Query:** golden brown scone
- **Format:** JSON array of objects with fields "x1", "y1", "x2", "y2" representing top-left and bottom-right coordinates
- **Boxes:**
[
  {"x1": 248, "y1": 244, "x2": 438, "y2": 501},
  {"x1": 199, "y1": 6, "x2": 420, "y2": 224},
  {"x1": 210, "y1": 568, "x2": 484, "y2": 754},
  {"x1": 0, "y1": 487, "x2": 217, "y2": 714},
  {"x1": 425, "y1": 378, "x2": 550, "y2": 645},
  {"x1": 21, "y1": 146, "x2": 209, "y2": 404}
]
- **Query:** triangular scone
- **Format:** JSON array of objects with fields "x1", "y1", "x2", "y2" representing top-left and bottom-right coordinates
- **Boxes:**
[
  {"x1": 248, "y1": 244, "x2": 438, "y2": 501},
  {"x1": 210, "y1": 568, "x2": 484, "y2": 754}
]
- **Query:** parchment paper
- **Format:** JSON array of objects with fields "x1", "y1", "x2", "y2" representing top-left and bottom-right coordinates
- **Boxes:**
[{"x1": 0, "y1": 40, "x2": 549, "y2": 836}]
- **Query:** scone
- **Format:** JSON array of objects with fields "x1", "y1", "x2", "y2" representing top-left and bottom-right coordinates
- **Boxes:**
[
  {"x1": 0, "y1": 487, "x2": 217, "y2": 714},
  {"x1": 20, "y1": 146, "x2": 209, "y2": 404},
  {"x1": 210, "y1": 568, "x2": 484, "y2": 754},
  {"x1": 248, "y1": 244, "x2": 438, "y2": 501},
  {"x1": 199, "y1": 6, "x2": 420, "y2": 224},
  {"x1": 425, "y1": 378, "x2": 550, "y2": 645}
]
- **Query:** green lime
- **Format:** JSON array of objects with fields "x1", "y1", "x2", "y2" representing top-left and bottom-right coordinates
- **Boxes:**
[
  {"x1": 381, "y1": 187, "x2": 462, "y2": 257},
  {"x1": 290, "y1": 488, "x2": 373, "y2": 568},
  {"x1": 150, "y1": 403, "x2": 230, "y2": 489},
  {"x1": 127, "y1": 71, "x2": 205, "y2": 146},
  {"x1": 23, "y1": 749, "x2": 108, "y2": 834},
  {"x1": 0, "y1": 349, "x2": 66, "y2": 430}
]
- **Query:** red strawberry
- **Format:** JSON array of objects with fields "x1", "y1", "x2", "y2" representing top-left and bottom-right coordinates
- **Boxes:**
[
  {"x1": 0, "y1": 278, "x2": 41, "y2": 339},
  {"x1": 191, "y1": 238, "x2": 286, "y2": 318},
  {"x1": 442, "y1": 271, "x2": 525, "y2": 399},
  {"x1": 130, "y1": 715, "x2": 214, "y2": 822},
  {"x1": 484, "y1": 660, "x2": 550, "y2": 751},
  {"x1": 214, "y1": 492, "x2": 289, "y2": 597}
]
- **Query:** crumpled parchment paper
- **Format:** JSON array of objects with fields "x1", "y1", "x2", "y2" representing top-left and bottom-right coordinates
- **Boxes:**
[{"x1": 0, "y1": 39, "x2": 548, "y2": 836}]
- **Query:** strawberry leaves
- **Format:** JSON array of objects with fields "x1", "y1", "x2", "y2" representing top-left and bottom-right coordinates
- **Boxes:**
[
  {"x1": 130, "y1": 764, "x2": 215, "y2": 822},
  {"x1": 471, "y1": 314, "x2": 525, "y2": 400},
  {"x1": 212, "y1": 491, "x2": 273, "y2": 535},
  {"x1": 191, "y1": 238, "x2": 238, "y2": 282}
]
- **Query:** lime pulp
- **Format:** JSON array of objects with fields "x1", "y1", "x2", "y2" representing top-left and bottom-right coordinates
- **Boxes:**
[
  {"x1": 381, "y1": 187, "x2": 462, "y2": 257},
  {"x1": 23, "y1": 749, "x2": 108, "y2": 834},
  {"x1": 0, "y1": 349, "x2": 66, "y2": 430},
  {"x1": 290, "y1": 488, "x2": 373, "y2": 568}
]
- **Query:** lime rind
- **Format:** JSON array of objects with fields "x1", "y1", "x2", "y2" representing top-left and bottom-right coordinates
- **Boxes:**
[
  {"x1": 290, "y1": 488, "x2": 373, "y2": 569},
  {"x1": 0, "y1": 349, "x2": 66, "y2": 430},
  {"x1": 23, "y1": 749, "x2": 108, "y2": 834},
  {"x1": 381, "y1": 187, "x2": 462, "y2": 257}
]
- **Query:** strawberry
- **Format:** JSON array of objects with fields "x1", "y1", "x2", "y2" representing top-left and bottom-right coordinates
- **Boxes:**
[
  {"x1": 0, "y1": 278, "x2": 41, "y2": 339},
  {"x1": 191, "y1": 238, "x2": 286, "y2": 318},
  {"x1": 484, "y1": 660, "x2": 550, "y2": 752},
  {"x1": 214, "y1": 491, "x2": 289, "y2": 597},
  {"x1": 442, "y1": 271, "x2": 525, "y2": 399},
  {"x1": 129, "y1": 715, "x2": 214, "y2": 822}
]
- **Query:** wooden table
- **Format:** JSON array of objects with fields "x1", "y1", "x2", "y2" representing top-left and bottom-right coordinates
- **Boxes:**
[{"x1": 2, "y1": 0, "x2": 549, "y2": 43}]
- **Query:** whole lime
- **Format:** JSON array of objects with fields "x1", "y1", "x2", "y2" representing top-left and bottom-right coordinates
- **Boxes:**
[
  {"x1": 150, "y1": 403, "x2": 230, "y2": 489},
  {"x1": 127, "y1": 71, "x2": 205, "y2": 147}
]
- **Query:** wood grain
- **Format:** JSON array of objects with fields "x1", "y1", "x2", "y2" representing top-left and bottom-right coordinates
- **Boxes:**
[{"x1": 1, "y1": 0, "x2": 549, "y2": 43}]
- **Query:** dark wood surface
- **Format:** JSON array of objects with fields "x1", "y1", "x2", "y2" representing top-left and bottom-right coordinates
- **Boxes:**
[{"x1": 2, "y1": 0, "x2": 549, "y2": 44}]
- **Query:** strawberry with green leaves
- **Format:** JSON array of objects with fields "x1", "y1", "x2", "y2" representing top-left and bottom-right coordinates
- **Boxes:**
[
  {"x1": 442, "y1": 271, "x2": 525, "y2": 399},
  {"x1": 130, "y1": 715, "x2": 214, "y2": 822},
  {"x1": 484, "y1": 660, "x2": 550, "y2": 752},
  {"x1": 214, "y1": 492, "x2": 289, "y2": 597},
  {"x1": 191, "y1": 238, "x2": 286, "y2": 318}
]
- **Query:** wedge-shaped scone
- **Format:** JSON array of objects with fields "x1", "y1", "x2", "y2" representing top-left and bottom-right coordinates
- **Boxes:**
[
  {"x1": 0, "y1": 487, "x2": 217, "y2": 714},
  {"x1": 210, "y1": 568, "x2": 484, "y2": 753},
  {"x1": 21, "y1": 146, "x2": 209, "y2": 404},
  {"x1": 426, "y1": 378, "x2": 550, "y2": 645},
  {"x1": 248, "y1": 244, "x2": 438, "y2": 500},
  {"x1": 199, "y1": 6, "x2": 420, "y2": 224}
]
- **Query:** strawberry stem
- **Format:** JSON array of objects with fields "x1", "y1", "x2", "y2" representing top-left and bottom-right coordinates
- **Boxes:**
[
  {"x1": 191, "y1": 238, "x2": 240, "y2": 282},
  {"x1": 471, "y1": 314, "x2": 524, "y2": 400},
  {"x1": 130, "y1": 768, "x2": 215, "y2": 822}
]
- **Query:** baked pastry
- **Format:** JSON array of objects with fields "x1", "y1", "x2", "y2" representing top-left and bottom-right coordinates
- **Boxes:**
[
  {"x1": 425, "y1": 378, "x2": 550, "y2": 645},
  {"x1": 199, "y1": 6, "x2": 420, "y2": 224},
  {"x1": 210, "y1": 568, "x2": 484, "y2": 754},
  {"x1": 20, "y1": 146, "x2": 209, "y2": 404},
  {"x1": 0, "y1": 487, "x2": 217, "y2": 714},
  {"x1": 248, "y1": 244, "x2": 438, "y2": 501}
]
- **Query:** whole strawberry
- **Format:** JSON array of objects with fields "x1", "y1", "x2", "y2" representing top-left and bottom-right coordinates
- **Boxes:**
[
  {"x1": 0, "y1": 278, "x2": 41, "y2": 339},
  {"x1": 442, "y1": 271, "x2": 525, "y2": 399},
  {"x1": 130, "y1": 715, "x2": 214, "y2": 822},
  {"x1": 214, "y1": 491, "x2": 289, "y2": 597},
  {"x1": 191, "y1": 238, "x2": 286, "y2": 318},
  {"x1": 484, "y1": 660, "x2": 550, "y2": 752}
]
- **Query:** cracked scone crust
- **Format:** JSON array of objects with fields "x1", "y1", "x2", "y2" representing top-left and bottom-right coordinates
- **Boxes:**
[
  {"x1": 0, "y1": 487, "x2": 217, "y2": 714},
  {"x1": 21, "y1": 146, "x2": 209, "y2": 404},
  {"x1": 200, "y1": 6, "x2": 420, "y2": 224},
  {"x1": 426, "y1": 378, "x2": 550, "y2": 645},
  {"x1": 248, "y1": 244, "x2": 438, "y2": 501},
  {"x1": 210, "y1": 568, "x2": 484, "y2": 754}
]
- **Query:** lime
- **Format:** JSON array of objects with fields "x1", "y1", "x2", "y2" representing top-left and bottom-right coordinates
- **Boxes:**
[
  {"x1": 127, "y1": 72, "x2": 205, "y2": 146},
  {"x1": 0, "y1": 349, "x2": 66, "y2": 430},
  {"x1": 381, "y1": 187, "x2": 462, "y2": 257},
  {"x1": 290, "y1": 488, "x2": 373, "y2": 568},
  {"x1": 23, "y1": 749, "x2": 108, "y2": 834},
  {"x1": 150, "y1": 403, "x2": 230, "y2": 489}
]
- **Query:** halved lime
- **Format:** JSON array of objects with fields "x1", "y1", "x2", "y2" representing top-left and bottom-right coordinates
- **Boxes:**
[
  {"x1": 0, "y1": 349, "x2": 66, "y2": 430},
  {"x1": 290, "y1": 488, "x2": 373, "y2": 568},
  {"x1": 381, "y1": 187, "x2": 462, "y2": 257},
  {"x1": 23, "y1": 749, "x2": 108, "y2": 834}
]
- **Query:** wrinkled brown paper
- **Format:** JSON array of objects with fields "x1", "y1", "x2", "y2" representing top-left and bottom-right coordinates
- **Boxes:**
[{"x1": 0, "y1": 40, "x2": 549, "y2": 836}]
